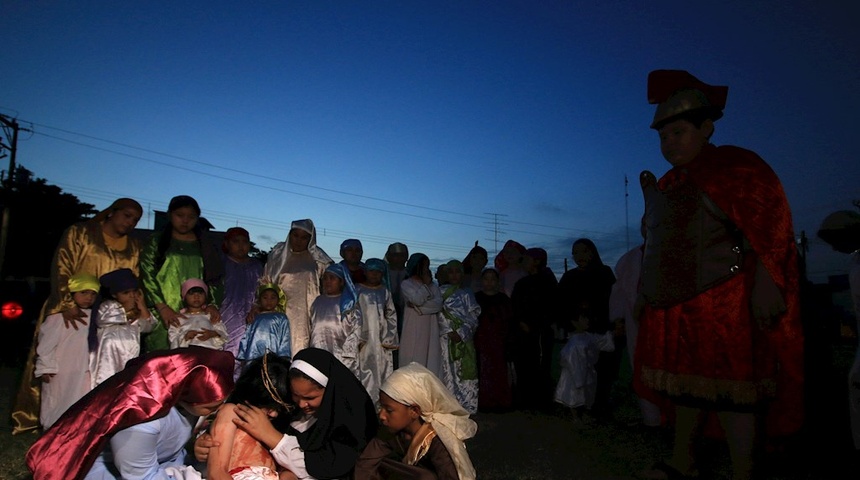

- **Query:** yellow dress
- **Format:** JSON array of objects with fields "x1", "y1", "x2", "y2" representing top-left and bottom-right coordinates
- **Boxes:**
[{"x1": 12, "y1": 220, "x2": 141, "y2": 434}]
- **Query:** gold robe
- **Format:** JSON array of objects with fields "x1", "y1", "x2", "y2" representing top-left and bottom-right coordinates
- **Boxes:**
[{"x1": 12, "y1": 220, "x2": 141, "y2": 434}]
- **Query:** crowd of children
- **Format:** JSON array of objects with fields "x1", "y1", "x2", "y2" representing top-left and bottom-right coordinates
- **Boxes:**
[{"x1": 23, "y1": 68, "x2": 816, "y2": 480}]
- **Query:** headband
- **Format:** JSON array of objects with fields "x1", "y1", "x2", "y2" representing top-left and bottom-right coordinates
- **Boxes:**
[{"x1": 291, "y1": 359, "x2": 328, "y2": 388}]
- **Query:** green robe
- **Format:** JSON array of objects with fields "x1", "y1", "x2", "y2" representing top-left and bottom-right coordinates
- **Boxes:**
[{"x1": 140, "y1": 235, "x2": 222, "y2": 352}]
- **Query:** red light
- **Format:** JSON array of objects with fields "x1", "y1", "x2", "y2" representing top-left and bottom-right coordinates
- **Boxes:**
[{"x1": 2, "y1": 301, "x2": 24, "y2": 320}]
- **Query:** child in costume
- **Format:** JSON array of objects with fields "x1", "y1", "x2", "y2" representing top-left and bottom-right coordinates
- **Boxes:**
[
  {"x1": 309, "y1": 263, "x2": 362, "y2": 377},
  {"x1": 635, "y1": 70, "x2": 802, "y2": 480},
  {"x1": 356, "y1": 258, "x2": 400, "y2": 402},
  {"x1": 221, "y1": 227, "x2": 264, "y2": 378},
  {"x1": 91, "y1": 268, "x2": 156, "y2": 387},
  {"x1": 34, "y1": 272, "x2": 99, "y2": 429},
  {"x1": 354, "y1": 362, "x2": 478, "y2": 480},
  {"x1": 207, "y1": 353, "x2": 293, "y2": 480},
  {"x1": 169, "y1": 278, "x2": 228, "y2": 349},
  {"x1": 237, "y1": 281, "x2": 292, "y2": 371},
  {"x1": 554, "y1": 303, "x2": 614, "y2": 423},
  {"x1": 438, "y1": 260, "x2": 481, "y2": 414},
  {"x1": 27, "y1": 348, "x2": 234, "y2": 480}
]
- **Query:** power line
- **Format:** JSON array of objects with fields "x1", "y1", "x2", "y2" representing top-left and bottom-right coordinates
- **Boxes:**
[{"x1": 27, "y1": 119, "x2": 627, "y2": 238}]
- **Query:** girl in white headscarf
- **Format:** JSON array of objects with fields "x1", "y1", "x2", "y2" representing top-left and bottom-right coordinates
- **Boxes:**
[
  {"x1": 354, "y1": 362, "x2": 477, "y2": 480},
  {"x1": 264, "y1": 219, "x2": 334, "y2": 355}
]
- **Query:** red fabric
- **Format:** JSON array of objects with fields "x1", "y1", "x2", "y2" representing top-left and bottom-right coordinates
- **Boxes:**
[
  {"x1": 26, "y1": 347, "x2": 234, "y2": 480},
  {"x1": 474, "y1": 291, "x2": 515, "y2": 409},
  {"x1": 493, "y1": 240, "x2": 526, "y2": 272},
  {"x1": 634, "y1": 144, "x2": 803, "y2": 438},
  {"x1": 647, "y1": 70, "x2": 728, "y2": 107}
]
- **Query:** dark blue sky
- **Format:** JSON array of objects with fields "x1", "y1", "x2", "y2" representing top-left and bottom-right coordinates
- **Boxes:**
[{"x1": 3, "y1": 1, "x2": 858, "y2": 281}]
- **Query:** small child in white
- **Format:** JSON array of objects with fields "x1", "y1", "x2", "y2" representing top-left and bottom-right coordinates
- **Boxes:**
[
  {"x1": 91, "y1": 268, "x2": 156, "y2": 386},
  {"x1": 35, "y1": 272, "x2": 99, "y2": 429},
  {"x1": 554, "y1": 303, "x2": 614, "y2": 423},
  {"x1": 169, "y1": 278, "x2": 228, "y2": 349},
  {"x1": 310, "y1": 263, "x2": 362, "y2": 377},
  {"x1": 356, "y1": 258, "x2": 400, "y2": 403}
]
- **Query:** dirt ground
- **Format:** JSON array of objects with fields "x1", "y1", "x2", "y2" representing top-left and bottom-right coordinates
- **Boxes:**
[{"x1": 1, "y1": 344, "x2": 856, "y2": 480}]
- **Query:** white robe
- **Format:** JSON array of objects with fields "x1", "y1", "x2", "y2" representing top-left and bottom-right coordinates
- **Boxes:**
[
  {"x1": 399, "y1": 278, "x2": 443, "y2": 377},
  {"x1": 554, "y1": 331, "x2": 614, "y2": 408},
  {"x1": 84, "y1": 407, "x2": 194, "y2": 480},
  {"x1": 310, "y1": 294, "x2": 361, "y2": 377},
  {"x1": 356, "y1": 285, "x2": 399, "y2": 402},
  {"x1": 168, "y1": 312, "x2": 228, "y2": 350},
  {"x1": 91, "y1": 301, "x2": 156, "y2": 387},
  {"x1": 35, "y1": 310, "x2": 93, "y2": 429}
]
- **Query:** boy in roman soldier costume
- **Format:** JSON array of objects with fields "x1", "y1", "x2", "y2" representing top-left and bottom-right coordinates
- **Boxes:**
[{"x1": 635, "y1": 70, "x2": 803, "y2": 480}]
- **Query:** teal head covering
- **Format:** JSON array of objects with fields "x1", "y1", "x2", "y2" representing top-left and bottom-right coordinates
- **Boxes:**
[
  {"x1": 364, "y1": 258, "x2": 390, "y2": 291},
  {"x1": 324, "y1": 263, "x2": 357, "y2": 317}
]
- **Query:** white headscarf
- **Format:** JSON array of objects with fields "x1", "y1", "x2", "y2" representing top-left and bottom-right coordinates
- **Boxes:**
[
  {"x1": 264, "y1": 218, "x2": 334, "y2": 279},
  {"x1": 381, "y1": 362, "x2": 477, "y2": 480}
]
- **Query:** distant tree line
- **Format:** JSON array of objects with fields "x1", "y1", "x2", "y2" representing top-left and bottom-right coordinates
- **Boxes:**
[{"x1": 0, "y1": 165, "x2": 96, "y2": 279}]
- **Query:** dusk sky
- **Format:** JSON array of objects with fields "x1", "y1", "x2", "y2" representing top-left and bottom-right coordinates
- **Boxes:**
[{"x1": 2, "y1": 1, "x2": 858, "y2": 282}]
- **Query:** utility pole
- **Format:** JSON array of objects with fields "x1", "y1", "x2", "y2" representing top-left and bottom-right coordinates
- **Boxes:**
[
  {"x1": 0, "y1": 115, "x2": 31, "y2": 278},
  {"x1": 484, "y1": 212, "x2": 507, "y2": 256},
  {"x1": 624, "y1": 175, "x2": 630, "y2": 251}
]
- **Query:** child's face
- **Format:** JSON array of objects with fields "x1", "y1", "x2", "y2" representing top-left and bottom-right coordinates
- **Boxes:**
[
  {"x1": 259, "y1": 289, "x2": 279, "y2": 311},
  {"x1": 288, "y1": 228, "x2": 311, "y2": 252},
  {"x1": 170, "y1": 206, "x2": 199, "y2": 235},
  {"x1": 573, "y1": 314, "x2": 590, "y2": 332},
  {"x1": 446, "y1": 267, "x2": 462, "y2": 286},
  {"x1": 481, "y1": 270, "x2": 499, "y2": 293},
  {"x1": 658, "y1": 118, "x2": 712, "y2": 167},
  {"x1": 503, "y1": 246, "x2": 522, "y2": 264},
  {"x1": 225, "y1": 235, "x2": 251, "y2": 260},
  {"x1": 341, "y1": 246, "x2": 362, "y2": 266},
  {"x1": 470, "y1": 252, "x2": 488, "y2": 272},
  {"x1": 115, "y1": 289, "x2": 138, "y2": 308},
  {"x1": 291, "y1": 376, "x2": 324, "y2": 417},
  {"x1": 378, "y1": 391, "x2": 420, "y2": 434},
  {"x1": 435, "y1": 265, "x2": 448, "y2": 284},
  {"x1": 365, "y1": 269, "x2": 383, "y2": 287},
  {"x1": 72, "y1": 290, "x2": 97, "y2": 309},
  {"x1": 184, "y1": 287, "x2": 207, "y2": 309},
  {"x1": 572, "y1": 243, "x2": 593, "y2": 268},
  {"x1": 322, "y1": 272, "x2": 344, "y2": 295},
  {"x1": 386, "y1": 252, "x2": 407, "y2": 269}
]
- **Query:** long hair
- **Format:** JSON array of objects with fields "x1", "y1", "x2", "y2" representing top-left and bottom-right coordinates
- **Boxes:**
[
  {"x1": 462, "y1": 242, "x2": 488, "y2": 275},
  {"x1": 155, "y1": 195, "x2": 202, "y2": 272},
  {"x1": 153, "y1": 196, "x2": 223, "y2": 284},
  {"x1": 572, "y1": 238, "x2": 605, "y2": 268},
  {"x1": 230, "y1": 353, "x2": 293, "y2": 432}
]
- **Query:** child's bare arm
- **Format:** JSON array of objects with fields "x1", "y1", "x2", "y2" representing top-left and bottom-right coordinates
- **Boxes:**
[{"x1": 207, "y1": 403, "x2": 238, "y2": 480}]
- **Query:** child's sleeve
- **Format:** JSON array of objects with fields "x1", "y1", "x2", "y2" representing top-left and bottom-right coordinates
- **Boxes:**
[
  {"x1": 34, "y1": 314, "x2": 63, "y2": 377},
  {"x1": 277, "y1": 313, "x2": 292, "y2": 359},
  {"x1": 459, "y1": 291, "x2": 481, "y2": 342},
  {"x1": 426, "y1": 437, "x2": 461, "y2": 480},
  {"x1": 210, "y1": 315, "x2": 229, "y2": 350},
  {"x1": 381, "y1": 291, "x2": 399, "y2": 348},
  {"x1": 596, "y1": 331, "x2": 615, "y2": 352},
  {"x1": 97, "y1": 301, "x2": 126, "y2": 326},
  {"x1": 167, "y1": 323, "x2": 183, "y2": 349},
  {"x1": 137, "y1": 313, "x2": 157, "y2": 333},
  {"x1": 341, "y1": 307, "x2": 362, "y2": 364}
]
